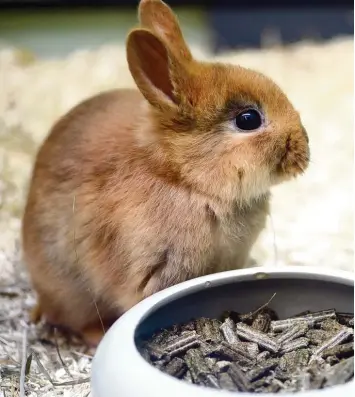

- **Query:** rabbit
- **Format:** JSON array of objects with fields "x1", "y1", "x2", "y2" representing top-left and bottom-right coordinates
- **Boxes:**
[{"x1": 21, "y1": 0, "x2": 310, "y2": 347}]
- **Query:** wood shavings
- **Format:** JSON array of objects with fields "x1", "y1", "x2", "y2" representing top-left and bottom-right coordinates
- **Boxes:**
[{"x1": 0, "y1": 30, "x2": 353, "y2": 397}]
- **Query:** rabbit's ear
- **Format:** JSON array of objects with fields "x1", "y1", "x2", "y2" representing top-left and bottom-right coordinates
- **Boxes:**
[
  {"x1": 138, "y1": 0, "x2": 193, "y2": 63},
  {"x1": 126, "y1": 28, "x2": 188, "y2": 112}
]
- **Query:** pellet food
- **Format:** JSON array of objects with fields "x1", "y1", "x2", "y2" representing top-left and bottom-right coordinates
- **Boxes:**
[{"x1": 140, "y1": 305, "x2": 354, "y2": 393}]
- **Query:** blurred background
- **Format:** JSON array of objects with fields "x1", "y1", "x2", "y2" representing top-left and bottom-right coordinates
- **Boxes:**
[
  {"x1": 0, "y1": 1, "x2": 354, "y2": 56},
  {"x1": 0, "y1": 1, "x2": 353, "y2": 396}
]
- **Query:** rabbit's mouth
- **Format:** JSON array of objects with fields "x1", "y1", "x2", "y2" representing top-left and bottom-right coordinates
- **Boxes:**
[{"x1": 274, "y1": 134, "x2": 310, "y2": 180}]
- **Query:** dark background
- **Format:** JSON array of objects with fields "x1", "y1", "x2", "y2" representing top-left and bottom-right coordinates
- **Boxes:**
[{"x1": 0, "y1": 0, "x2": 353, "y2": 52}]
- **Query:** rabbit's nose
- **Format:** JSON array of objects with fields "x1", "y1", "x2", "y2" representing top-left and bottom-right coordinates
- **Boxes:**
[{"x1": 301, "y1": 125, "x2": 309, "y2": 144}]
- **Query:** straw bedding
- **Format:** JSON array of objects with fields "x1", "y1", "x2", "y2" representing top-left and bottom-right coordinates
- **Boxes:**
[{"x1": 0, "y1": 36, "x2": 353, "y2": 396}]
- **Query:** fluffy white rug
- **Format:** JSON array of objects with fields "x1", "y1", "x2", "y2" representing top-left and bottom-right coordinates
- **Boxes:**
[{"x1": 0, "y1": 36, "x2": 353, "y2": 396}]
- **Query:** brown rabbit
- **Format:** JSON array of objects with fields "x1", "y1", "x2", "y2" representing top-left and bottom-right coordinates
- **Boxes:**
[{"x1": 22, "y1": 0, "x2": 310, "y2": 346}]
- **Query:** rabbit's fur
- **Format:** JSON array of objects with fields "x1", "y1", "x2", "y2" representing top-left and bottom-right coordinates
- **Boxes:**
[{"x1": 22, "y1": 0, "x2": 310, "y2": 346}]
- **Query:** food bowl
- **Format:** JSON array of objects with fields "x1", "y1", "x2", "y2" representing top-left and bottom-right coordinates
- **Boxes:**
[{"x1": 91, "y1": 266, "x2": 354, "y2": 397}]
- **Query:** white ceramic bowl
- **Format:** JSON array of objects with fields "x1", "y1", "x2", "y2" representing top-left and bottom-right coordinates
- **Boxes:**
[{"x1": 91, "y1": 266, "x2": 354, "y2": 397}]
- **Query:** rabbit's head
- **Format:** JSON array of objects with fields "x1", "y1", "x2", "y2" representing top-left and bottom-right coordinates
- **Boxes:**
[{"x1": 126, "y1": 0, "x2": 310, "y2": 203}]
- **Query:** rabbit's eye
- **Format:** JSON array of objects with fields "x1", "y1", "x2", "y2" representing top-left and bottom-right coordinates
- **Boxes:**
[{"x1": 235, "y1": 109, "x2": 262, "y2": 131}]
